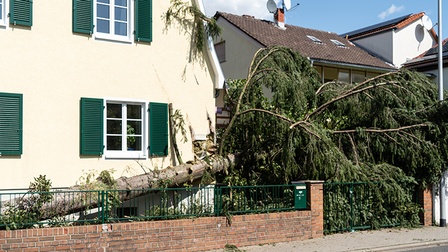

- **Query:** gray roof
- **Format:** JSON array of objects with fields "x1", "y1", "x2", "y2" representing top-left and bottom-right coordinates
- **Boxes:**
[{"x1": 342, "y1": 14, "x2": 413, "y2": 38}]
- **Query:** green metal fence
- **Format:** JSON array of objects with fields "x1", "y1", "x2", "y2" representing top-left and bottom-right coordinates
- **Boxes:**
[
  {"x1": 323, "y1": 182, "x2": 418, "y2": 234},
  {"x1": 215, "y1": 185, "x2": 296, "y2": 215},
  {"x1": 0, "y1": 184, "x2": 300, "y2": 230}
]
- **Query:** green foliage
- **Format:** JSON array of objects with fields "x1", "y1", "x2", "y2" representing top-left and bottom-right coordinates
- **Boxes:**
[
  {"x1": 77, "y1": 169, "x2": 117, "y2": 190},
  {"x1": 171, "y1": 109, "x2": 188, "y2": 143},
  {"x1": 77, "y1": 169, "x2": 121, "y2": 215},
  {"x1": 164, "y1": 0, "x2": 221, "y2": 55},
  {"x1": 219, "y1": 46, "x2": 448, "y2": 229},
  {"x1": 324, "y1": 182, "x2": 421, "y2": 233},
  {"x1": 1, "y1": 175, "x2": 53, "y2": 230},
  {"x1": 220, "y1": 46, "x2": 447, "y2": 186}
]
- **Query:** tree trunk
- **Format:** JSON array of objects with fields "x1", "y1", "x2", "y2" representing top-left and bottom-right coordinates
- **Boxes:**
[{"x1": 1, "y1": 155, "x2": 234, "y2": 220}]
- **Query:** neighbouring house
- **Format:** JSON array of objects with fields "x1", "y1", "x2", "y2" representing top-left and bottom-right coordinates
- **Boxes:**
[
  {"x1": 403, "y1": 38, "x2": 448, "y2": 89},
  {"x1": 213, "y1": 11, "x2": 396, "y2": 127},
  {"x1": 342, "y1": 13, "x2": 438, "y2": 68},
  {"x1": 0, "y1": 0, "x2": 223, "y2": 189}
]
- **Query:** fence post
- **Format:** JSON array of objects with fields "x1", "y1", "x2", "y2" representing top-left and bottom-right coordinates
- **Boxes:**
[
  {"x1": 101, "y1": 191, "x2": 106, "y2": 224},
  {"x1": 418, "y1": 185, "x2": 433, "y2": 226},
  {"x1": 307, "y1": 181, "x2": 324, "y2": 238},
  {"x1": 214, "y1": 186, "x2": 221, "y2": 216},
  {"x1": 349, "y1": 183, "x2": 354, "y2": 232}
]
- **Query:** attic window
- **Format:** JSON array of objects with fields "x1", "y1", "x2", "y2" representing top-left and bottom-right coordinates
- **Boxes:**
[
  {"x1": 331, "y1": 39, "x2": 346, "y2": 47},
  {"x1": 306, "y1": 35, "x2": 322, "y2": 44}
]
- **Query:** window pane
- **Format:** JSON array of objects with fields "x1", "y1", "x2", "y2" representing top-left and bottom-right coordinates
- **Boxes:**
[
  {"x1": 338, "y1": 70, "x2": 350, "y2": 83},
  {"x1": 352, "y1": 71, "x2": 366, "y2": 83},
  {"x1": 107, "y1": 136, "x2": 122, "y2": 150},
  {"x1": 115, "y1": 0, "x2": 127, "y2": 7},
  {"x1": 97, "y1": 4, "x2": 110, "y2": 19},
  {"x1": 97, "y1": 19, "x2": 110, "y2": 33},
  {"x1": 127, "y1": 136, "x2": 142, "y2": 151},
  {"x1": 107, "y1": 103, "x2": 122, "y2": 118},
  {"x1": 98, "y1": 0, "x2": 109, "y2": 3},
  {"x1": 127, "y1": 121, "x2": 142, "y2": 135},
  {"x1": 115, "y1": 22, "x2": 127, "y2": 36},
  {"x1": 215, "y1": 42, "x2": 226, "y2": 63},
  {"x1": 115, "y1": 6, "x2": 127, "y2": 21},
  {"x1": 127, "y1": 104, "x2": 141, "y2": 119},
  {"x1": 107, "y1": 120, "x2": 122, "y2": 134},
  {"x1": 323, "y1": 67, "x2": 338, "y2": 82},
  {"x1": 0, "y1": 1, "x2": 2, "y2": 20}
]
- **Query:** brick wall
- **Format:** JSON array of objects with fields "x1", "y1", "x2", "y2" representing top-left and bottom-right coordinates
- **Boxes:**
[
  {"x1": 418, "y1": 186, "x2": 433, "y2": 226},
  {"x1": 0, "y1": 182, "x2": 324, "y2": 252}
]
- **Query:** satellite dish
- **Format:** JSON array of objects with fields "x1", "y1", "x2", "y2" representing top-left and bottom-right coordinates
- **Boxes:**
[
  {"x1": 422, "y1": 15, "x2": 433, "y2": 30},
  {"x1": 267, "y1": 0, "x2": 277, "y2": 13},
  {"x1": 283, "y1": 0, "x2": 292, "y2": 10}
]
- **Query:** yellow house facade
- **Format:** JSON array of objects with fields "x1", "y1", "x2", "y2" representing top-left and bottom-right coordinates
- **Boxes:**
[{"x1": 0, "y1": 0, "x2": 222, "y2": 188}]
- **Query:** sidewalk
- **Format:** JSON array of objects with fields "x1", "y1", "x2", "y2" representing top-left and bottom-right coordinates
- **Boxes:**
[{"x1": 210, "y1": 226, "x2": 448, "y2": 252}]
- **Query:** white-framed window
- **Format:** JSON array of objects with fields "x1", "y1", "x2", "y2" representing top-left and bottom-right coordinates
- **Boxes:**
[
  {"x1": 306, "y1": 35, "x2": 322, "y2": 44},
  {"x1": 95, "y1": 0, "x2": 133, "y2": 42},
  {"x1": 80, "y1": 97, "x2": 168, "y2": 158},
  {"x1": 105, "y1": 100, "x2": 146, "y2": 158}
]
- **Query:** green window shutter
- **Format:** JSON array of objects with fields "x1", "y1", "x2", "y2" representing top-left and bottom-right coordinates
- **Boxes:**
[
  {"x1": 149, "y1": 102, "x2": 168, "y2": 156},
  {"x1": 135, "y1": 0, "x2": 152, "y2": 42},
  {"x1": 9, "y1": 0, "x2": 32, "y2": 27},
  {"x1": 73, "y1": 0, "x2": 93, "y2": 35},
  {"x1": 0, "y1": 92, "x2": 23, "y2": 155},
  {"x1": 80, "y1": 98, "x2": 104, "y2": 156}
]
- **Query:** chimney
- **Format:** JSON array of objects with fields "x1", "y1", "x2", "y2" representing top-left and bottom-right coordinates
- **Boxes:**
[{"x1": 274, "y1": 8, "x2": 285, "y2": 29}]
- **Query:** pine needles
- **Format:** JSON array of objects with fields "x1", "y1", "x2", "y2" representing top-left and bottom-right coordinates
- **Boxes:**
[{"x1": 220, "y1": 46, "x2": 448, "y2": 187}]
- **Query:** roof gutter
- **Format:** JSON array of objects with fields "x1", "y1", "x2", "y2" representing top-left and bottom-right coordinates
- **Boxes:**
[
  {"x1": 312, "y1": 59, "x2": 397, "y2": 73},
  {"x1": 197, "y1": 0, "x2": 225, "y2": 89}
]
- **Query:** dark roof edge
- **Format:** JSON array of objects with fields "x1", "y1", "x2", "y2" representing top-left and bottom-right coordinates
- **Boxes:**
[
  {"x1": 340, "y1": 13, "x2": 413, "y2": 38},
  {"x1": 215, "y1": 11, "x2": 268, "y2": 47},
  {"x1": 312, "y1": 58, "x2": 397, "y2": 72}
]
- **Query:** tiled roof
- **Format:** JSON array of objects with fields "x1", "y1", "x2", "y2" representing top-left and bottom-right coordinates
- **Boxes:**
[
  {"x1": 423, "y1": 38, "x2": 448, "y2": 56},
  {"x1": 216, "y1": 12, "x2": 396, "y2": 71},
  {"x1": 343, "y1": 13, "x2": 437, "y2": 41}
]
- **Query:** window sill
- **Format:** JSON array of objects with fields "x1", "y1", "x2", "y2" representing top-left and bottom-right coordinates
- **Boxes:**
[
  {"x1": 94, "y1": 33, "x2": 132, "y2": 44},
  {"x1": 105, "y1": 152, "x2": 146, "y2": 159}
]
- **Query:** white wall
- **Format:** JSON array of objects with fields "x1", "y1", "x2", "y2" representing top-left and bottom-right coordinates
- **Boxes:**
[
  {"x1": 351, "y1": 19, "x2": 435, "y2": 68},
  {"x1": 0, "y1": 0, "x2": 217, "y2": 188},
  {"x1": 351, "y1": 31, "x2": 394, "y2": 65},
  {"x1": 215, "y1": 18, "x2": 264, "y2": 81},
  {"x1": 433, "y1": 171, "x2": 448, "y2": 226},
  {"x1": 393, "y1": 22, "x2": 435, "y2": 67}
]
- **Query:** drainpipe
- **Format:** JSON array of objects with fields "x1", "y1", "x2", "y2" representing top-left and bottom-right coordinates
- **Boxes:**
[{"x1": 438, "y1": 0, "x2": 446, "y2": 228}]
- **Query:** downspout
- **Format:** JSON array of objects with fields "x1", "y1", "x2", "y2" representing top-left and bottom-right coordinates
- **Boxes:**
[
  {"x1": 196, "y1": 0, "x2": 226, "y2": 146},
  {"x1": 196, "y1": 0, "x2": 225, "y2": 90}
]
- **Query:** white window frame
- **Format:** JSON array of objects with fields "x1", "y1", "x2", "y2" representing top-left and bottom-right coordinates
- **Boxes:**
[
  {"x1": 306, "y1": 35, "x2": 322, "y2": 44},
  {"x1": 104, "y1": 99, "x2": 147, "y2": 159},
  {"x1": 0, "y1": 0, "x2": 7, "y2": 27},
  {"x1": 94, "y1": 0, "x2": 134, "y2": 43},
  {"x1": 330, "y1": 39, "x2": 346, "y2": 48}
]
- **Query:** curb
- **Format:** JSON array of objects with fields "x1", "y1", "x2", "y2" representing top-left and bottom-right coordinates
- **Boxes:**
[{"x1": 354, "y1": 239, "x2": 448, "y2": 252}]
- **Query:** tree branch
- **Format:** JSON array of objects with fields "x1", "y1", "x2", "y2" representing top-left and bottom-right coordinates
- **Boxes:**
[{"x1": 332, "y1": 123, "x2": 429, "y2": 134}]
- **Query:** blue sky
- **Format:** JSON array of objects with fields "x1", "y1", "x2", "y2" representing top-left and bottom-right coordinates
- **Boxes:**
[{"x1": 202, "y1": 0, "x2": 448, "y2": 38}]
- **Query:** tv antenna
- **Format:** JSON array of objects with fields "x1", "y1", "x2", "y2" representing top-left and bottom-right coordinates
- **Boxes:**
[
  {"x1": 421, "y1": 14, "x2": 434, "y2": 30},
  {"x1": 267, "y1": 0, "x2": 277, "y2": 13},
  {"x1": 267, "y1": 0, "x2": 300, "y2": 13}
]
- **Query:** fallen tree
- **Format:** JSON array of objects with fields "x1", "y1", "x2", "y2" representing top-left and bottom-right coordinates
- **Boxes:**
[{"x1": 0, "y1": 154, "x2": 234, "y2": 226}]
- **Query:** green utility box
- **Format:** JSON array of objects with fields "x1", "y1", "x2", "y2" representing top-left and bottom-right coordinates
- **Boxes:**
[{"x1": 292, "y1": 182, "x2": 307, "y2": 209}]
